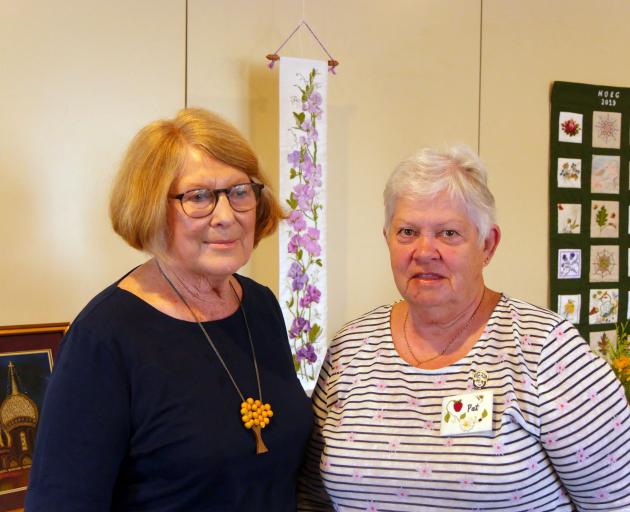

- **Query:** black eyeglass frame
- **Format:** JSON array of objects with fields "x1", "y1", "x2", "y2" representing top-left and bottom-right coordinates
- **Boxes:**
[{"x1": 170, "y1": 182, "x2": 265, "y2": 218}]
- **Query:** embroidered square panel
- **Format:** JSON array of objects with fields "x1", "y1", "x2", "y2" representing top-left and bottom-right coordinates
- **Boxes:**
[{"x1": 550, "y1": 81, "x2": 629, "y2": 348}]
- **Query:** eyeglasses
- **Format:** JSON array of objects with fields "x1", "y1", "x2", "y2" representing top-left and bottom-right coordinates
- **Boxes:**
[{"x1": 170, "y1": 182, "x2": 264, "y2": 218}]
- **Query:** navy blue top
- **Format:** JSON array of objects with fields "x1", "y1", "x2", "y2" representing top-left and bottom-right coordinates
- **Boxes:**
[{"x1": 26, "y1": 274, "x2": 313, "y2": 512}]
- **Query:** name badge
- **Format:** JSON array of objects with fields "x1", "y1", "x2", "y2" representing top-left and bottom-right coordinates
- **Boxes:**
[{"x1": 440, "y1": 390, "x2": 493, "y2": 436}]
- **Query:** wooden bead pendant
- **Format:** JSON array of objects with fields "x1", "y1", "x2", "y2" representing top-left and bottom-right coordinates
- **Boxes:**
[{"x1": 240, "y1": 398, "x2": 273, "y2": 454}]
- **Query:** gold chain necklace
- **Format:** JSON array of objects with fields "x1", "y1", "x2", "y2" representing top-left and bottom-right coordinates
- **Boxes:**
[
  {"x1": 156, "y1": 261, "x2": 273, "y2": 455},
  {"x1": 403, "y1": 288, "x2": 486, "y2": 367}
]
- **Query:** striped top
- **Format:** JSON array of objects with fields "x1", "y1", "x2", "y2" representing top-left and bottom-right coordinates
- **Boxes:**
[{"x1": 298, "y1": 295, "x2": 630, "y2": 511}]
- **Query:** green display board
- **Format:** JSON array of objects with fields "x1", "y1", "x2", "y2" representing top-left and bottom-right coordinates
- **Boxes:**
[{"x1": 549, "y1": 81, "x2": 629, "y2": 353}]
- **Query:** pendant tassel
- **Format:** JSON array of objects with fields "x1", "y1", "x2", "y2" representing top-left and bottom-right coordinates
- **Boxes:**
[{"x1": 251, "y1": 425, "x2": 268, "y2": 454}]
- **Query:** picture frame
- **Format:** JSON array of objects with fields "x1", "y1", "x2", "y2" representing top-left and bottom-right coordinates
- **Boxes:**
[{"x1": 0, "y1": 323, "x2": 68, "y2": 512}]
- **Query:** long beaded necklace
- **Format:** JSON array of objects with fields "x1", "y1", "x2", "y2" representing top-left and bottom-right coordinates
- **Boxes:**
[
  {"x1": 403, "y1": 288, "x2": 486, "y2": 367},
  {"x1": 156, "y1": 261, "x2": 273, "y2": 455}
]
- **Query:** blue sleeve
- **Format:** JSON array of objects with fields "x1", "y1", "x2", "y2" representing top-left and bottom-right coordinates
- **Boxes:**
[{"x1": 25, "y1": 324, "x2": 130, "y2": 512}]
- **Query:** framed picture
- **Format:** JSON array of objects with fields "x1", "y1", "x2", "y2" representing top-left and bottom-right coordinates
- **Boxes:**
[{"x1": 0, "y1": 323, "x2": 68, "y2": 512}]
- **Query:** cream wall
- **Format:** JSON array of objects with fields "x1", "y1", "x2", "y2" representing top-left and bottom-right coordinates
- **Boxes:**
[
  {"x1": 1, "y1": 1, "x2": 629, "y2": 337},
  {"x1": 480, "y1": 0, "x2": 630, "y2": 309},
  {"x1": 0, "y1": 0, "x2": 184, "y2": 324}
]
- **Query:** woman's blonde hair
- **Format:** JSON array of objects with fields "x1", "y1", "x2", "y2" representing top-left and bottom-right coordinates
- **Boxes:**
[{"x1": 110, "y1": 108, "x2": 282, "y2": 253}]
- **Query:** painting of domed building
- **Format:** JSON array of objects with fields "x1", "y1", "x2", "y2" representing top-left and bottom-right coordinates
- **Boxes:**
[
  {"x1": 0, "y1": 352, "x2": 53, "y2": 509},
  {"x1": 0, "y1": 362, "x2": 39, "y2": 472}
]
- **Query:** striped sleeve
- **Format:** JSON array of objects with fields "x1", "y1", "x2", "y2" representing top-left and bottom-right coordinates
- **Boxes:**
[
  {"x1": 537, "y1": 320, "x2": 630, "y2": 510},
  {"x1": 298, "y1": 345, "x2": 334, "y2": 510}
]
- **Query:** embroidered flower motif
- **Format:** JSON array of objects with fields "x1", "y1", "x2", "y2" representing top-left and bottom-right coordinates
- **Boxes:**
[
  {"x1": 423, "y1": 419, "x2": 434, "y2": 431},
  {"x1": 375, "y1": 380, "x2": 387, "y2": 390},
  {"x1": 576, "y1": 448, "x2": 588, "y2": 464},
  {"x1": 459, "y1": 477, "x2": 474, "y2": 488},
  {"x1": 555, "y1": 489, "x2": 569, "y2": 506},
  {"x1": 417, "y1": 464, "x2": 432, "y2": 477},
  {"x1": 365, "y1": 501, "x2": 378, "y2": 512},
  {"x1": 444, "y1": 438, "x2": 454, "y2": 447},
  {"x1": 352, "y1": 468, "x2": 363, "y2": 481},
  {"x1": 527, "y1": 458, "x2": 538, "y2": 471},
  {"x1": 351, "y1": 375, "x2": 361, "y2": 385},
  {"x1": 407, "y1": 397, "x2": 420, "y2": 407},
  {"x1": 594, "y1": 489, "x2": 610, "y2": 500},
  {"x1": 561, "y1": 118, "x2": 581, "y2": 136},
  {"x1": 498, "y1": 352, "x2": 508, "y2": 363},
  {"x1": 374, "y1": 348, "x2": 383, "y2": 359},
  {"x1": 461, "y1": 417, "x2": 474, "y2": 430},
  {"x1": 373, "y1": 410, "x2": 385, "y2": 421},
  {"x1": 555, "y1": 328, "x2": 568, "y2": 341},
  {"x1": 542, "y1": 433, "x2": 557, "y2": 447},
  {"x1": 346, "y1": 432, "x2": 356, "y2": 442},
  {"x1": 511, "y1": 491, "x2": 522, "y2": 503},
  {"x1": 296, "y1": 343, "x2": 317, "y2": 363},
  {"x1": 612, "y1": 417, "x2": 622, "y2": 430},
  {"x1": 522, "y1": 334, "x2": 531, "y2": 347},
  {"x1": 554, "y1": 361, "x2": 566, "y2": 374},
  {"x1": 466, "y1": 380, "x2": 475, "y2": 391},
  {"x1": 493, "y1": 441, "x2": 504, "y2": 455},
  {"x1": 587, "y1": 389, "x2": 598, "y2": 401},
  {"x1": 433, "y1": 376, "x2": 447, "y2": 388},
  {"x1": 557, "y1": 400, "x2": 570, "y2": 412},
  {"x1": 607, "y1": 453, "x2": 618, "y2": 466},
  {"x1": 520, "y1": 375, "x2": 532, "y2": 389},
  {"x1": 396, "y1": 487, "x2": 409, "y2": 498},
  {"x1": 387, "y1": 438, "x2": 400, "y2": 452}
]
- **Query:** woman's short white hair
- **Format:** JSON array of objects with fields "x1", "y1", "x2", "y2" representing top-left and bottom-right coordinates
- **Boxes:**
[{"x1": 383, "y1": 145, "x2": 496, "y2": 245}]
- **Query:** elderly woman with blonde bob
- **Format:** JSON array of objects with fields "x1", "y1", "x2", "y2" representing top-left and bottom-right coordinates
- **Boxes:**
[
  {"x1": 26, "y1": 108, "x2": 313, "y2": 512},
  {"x1": 299, "y1": 146, "x2": 630, "y2": 511}
]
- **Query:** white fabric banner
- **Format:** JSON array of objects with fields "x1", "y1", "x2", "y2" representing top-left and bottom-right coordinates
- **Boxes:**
[{"x1": 278, "y1": 57, "x2": 328, "y2": 393}]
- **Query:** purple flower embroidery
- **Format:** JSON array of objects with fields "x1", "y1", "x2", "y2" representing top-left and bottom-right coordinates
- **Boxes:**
[
  {"x1": 288, "y1": 210, "x2": 307, "y2": 232},
  {"x1": 289, "y1": 317, "x2": 310, "y2": 339},
  {"x1": 296, "y1": 343, "x2": 317, "y2": 363},
  {"x1": 294, "y1": 183, "x2": 316, "y2": 210},
  {"x1": 288, "y1": 262, "x2": 308, "y2": 291},
  {"x1": 299, "y1": 284, "x2": 321, "y2": 308},
  {"x1": 284, "y1": 67, "x2": 325, "y2": 383},
  {"x1": 287, "y1": 234, "x2": 301, "y2": 254},
  {"x1": 287, "y1": 150, "x2": 302, "y2": 167}
]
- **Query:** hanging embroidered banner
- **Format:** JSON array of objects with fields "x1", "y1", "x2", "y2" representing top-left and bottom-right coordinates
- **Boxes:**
[
  {"x1": 549, "y1": 81, "x2": 629, "y2": 358},
  {"x1": 279, "y1": 57, "x2": 327, "y2": 393}
]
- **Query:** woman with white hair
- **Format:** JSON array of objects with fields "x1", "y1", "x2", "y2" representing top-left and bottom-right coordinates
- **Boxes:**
[{"x1": 299, "y1": 146, "x2": 630, "y2": 511}]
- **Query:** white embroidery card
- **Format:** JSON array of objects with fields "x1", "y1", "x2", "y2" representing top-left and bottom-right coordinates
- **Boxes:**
[{"x1": 440, "y1": 391, "x2": 493, "y2": 436}]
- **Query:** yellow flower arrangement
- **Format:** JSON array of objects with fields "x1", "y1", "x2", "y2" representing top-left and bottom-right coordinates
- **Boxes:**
[{"x1": 606, "y1": 322, "x2": 630, "y2": 404}]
